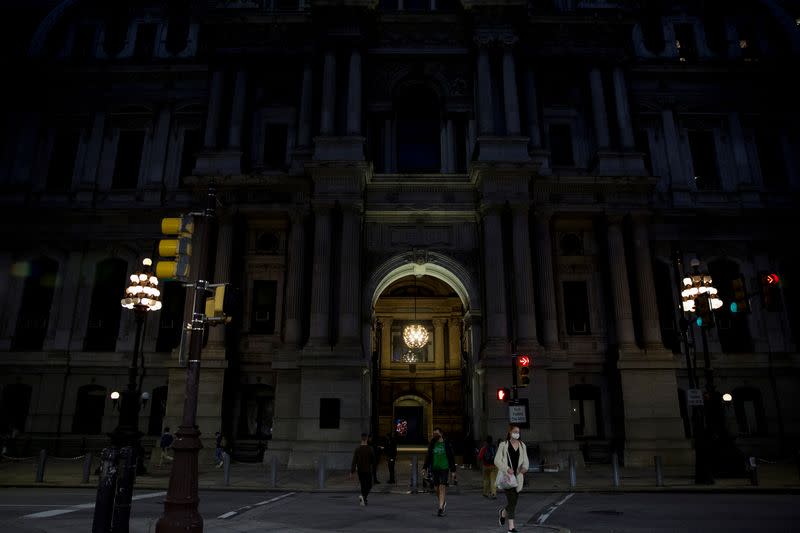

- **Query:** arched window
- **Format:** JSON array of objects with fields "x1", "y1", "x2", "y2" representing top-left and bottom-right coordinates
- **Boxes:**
[
  {"x1": 395, "y1": 84, "x2": 441, "y2": 173},
  {"x1": 12, "y1": 258, "x2": 59, "y2": 351},
  {"x1": 84, "y1": 258, "x2": 128, "y2": 352},
  {"x1": 72, "y1": 384, "x2": 106, "y2": 434},
  {"x1": 1, "y1": 383, "x2": 33, "y2": 434},
  {"x1": 570, "y1": 384, "x2": 603, "y2": 439},
  {"x1": 732, "y1": 387, "x2": 766, "y2": 436},
  {"x1": 707, "y1": 259, "x2": 752, "y2": 353},
  {"x1": 237, "y1": 384, "x2": 275, "y2": 440},
  {"x1": 147, "y1": 385, "x2": 169, "y2": 436}
]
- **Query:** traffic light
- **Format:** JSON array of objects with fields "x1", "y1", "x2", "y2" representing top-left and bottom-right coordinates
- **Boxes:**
[
  {"x1": 204, "y1": 284, "x2": 238, "y2": 325},
  {"x1": 694, "y1": 294, "x2": 714, "y2": 328},
  {"x1": 760, "y1": 272, "x2": 781, "y2": 311},
  {"x1": 729, "y1": 275, "x2": 750, "y2": 314},
  {"x1": 515, "y1": 354, "x2": 531, "y2": 388},
  {"x1": 496, "y1": 387, "x2": 510, "y2": 402},
  {"x1": 156, "y1": 215, "x2": 194, "y2": 281}
]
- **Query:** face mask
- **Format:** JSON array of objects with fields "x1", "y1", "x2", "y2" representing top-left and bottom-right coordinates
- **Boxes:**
[{"x1": 511, "y1": 432, "x2": 520, "y2": 440}]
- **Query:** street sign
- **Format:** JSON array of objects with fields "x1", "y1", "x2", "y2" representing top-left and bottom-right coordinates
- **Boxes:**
[
  {"x1": 686, "y1": 388, "x2": 704, "y2": 406},
  {"x1": 507, "y1": 398, "x2": 530, "y2": 428}
]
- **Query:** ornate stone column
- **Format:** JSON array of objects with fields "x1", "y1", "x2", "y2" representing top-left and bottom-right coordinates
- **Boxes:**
[
  {"x1": 589, "y1": 67, "x2": 611, "y2": 149},
  {"x1": 207, "y1": 217, "x2": 234, "y2": 352},
  {"x1": 346, "y1": 48, "x2": 362, "y2": 135},
  {"x1": 284, "y1": 209, "x2": 306, "y2": 347},
  {"x1": 308, "y1": 203, "x2": 333, "y2": 345},
  {"x1": 612, "y1": 67, "x2": 635, "y2": 150},
  {"x1": 228, "y1": 69, "x2": 247, "y2": 149},
  {"x1": 448, "y1": 318, "x2": 462, "y2": 370},
  {"x1": 320, "y1": 50, "x2": 336, "y2": 136},
  {"x1": 511, "y1": 203, "x2": 538, "y2": 348},
  {"x1": 337, "y1": 203, "x2": 362, "y2": 343},
  {"x1": 433, "y1": 318, "x2": 447, "y2": 371},
  {"x1": 380, "y1": 317, "x2": 393, "y2": 369},
  {"x1": 476, "y1": 42, "x2": 494, "y2": 135},
  {"x1": 502, "y1": 42, "x2": 521, "y2": 136},
  {"x1": 203, "y1": 70, "x2": 224, "y2": 149},
  {"x1": 297, "y1": 57, "x2": 314, "y2": 148},
  {"x1": 524, "y1": 68, "x2": 542, "y2": 148},
  {"x1": 606, "y1": 216, "x2": 637, "y2": 349},
  {"x1": 481, "y1": 205, "x2": 508, "y2": 350},
  {"x1": 534, "y1": 210, "x2": 559, "y2": 347},
  {"x1": 632, "y1": 215, "x2": 663, "y2": 349}
]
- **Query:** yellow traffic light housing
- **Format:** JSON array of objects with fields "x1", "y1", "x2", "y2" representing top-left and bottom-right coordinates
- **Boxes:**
[
  {"x1": 156, "y1": 215, "x2": 194, "y2": 281},
  {"x1": 204, "y1": 284, "x2": 236, "y2": 325}
]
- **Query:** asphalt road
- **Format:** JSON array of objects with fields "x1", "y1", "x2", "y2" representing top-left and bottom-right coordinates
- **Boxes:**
[{"x1": 0, "y1": 488, "x2": 798, "y2": 532}]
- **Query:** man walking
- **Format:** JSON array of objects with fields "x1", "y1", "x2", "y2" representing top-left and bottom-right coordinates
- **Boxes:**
[
  {"x1": 385, "y1": 431, "x2": 398, "y2": 484},
  {"x1": 424, "y1": 427, "x2": 457, "y2": 517},
  {"x1": 158, "y1": 427, "x2": 174, "y2": 467},
  {"x1": 350, "y1": 433, "x2": 375, "y2": 506}
]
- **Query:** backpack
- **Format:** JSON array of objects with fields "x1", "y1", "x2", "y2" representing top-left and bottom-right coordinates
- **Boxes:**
[{"x1": 483, "y1": 445, "x2": 496, "y2": 465}]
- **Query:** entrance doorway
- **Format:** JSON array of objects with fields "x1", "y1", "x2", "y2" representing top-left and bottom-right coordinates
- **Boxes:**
[{"x1": 395, "y1": 406, "x2": 423, "y2": 443}]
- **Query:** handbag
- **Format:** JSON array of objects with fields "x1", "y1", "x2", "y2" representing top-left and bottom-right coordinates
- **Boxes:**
[{"x1": 495, "y1": 445, "x2": 519, "y2": 490}]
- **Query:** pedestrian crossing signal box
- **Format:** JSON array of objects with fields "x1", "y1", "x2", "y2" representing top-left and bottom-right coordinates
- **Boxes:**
[{"x1": 507, "y1": 398, "x2": 530, "y2": 429}]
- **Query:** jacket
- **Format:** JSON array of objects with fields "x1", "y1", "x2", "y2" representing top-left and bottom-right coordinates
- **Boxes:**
[
  {"x1": 351, "y1": 444, "x2": 375, "y2": 474},
  {"x1": 424, "y1": 437, "x2": 456, "y2": 473},
  {"x1": 493, "y1": 440, "x2": 530, "y2": 493}
]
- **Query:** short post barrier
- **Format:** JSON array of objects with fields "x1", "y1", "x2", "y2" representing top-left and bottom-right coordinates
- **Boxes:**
[
  {"x1": 35, "y1": 449, "x2": 47, "y2": 483},
  {"x1": 654, "y1": 456, "x2": 664, "y2": 487},
  {"x1": 611, "y1": 452, "x2": 620, "y2": 488},
  {"x1": 223, "y1": 451, "x2": 231, "y2": 487},
  {"x1": 410, "y1": 455, "x2": 418, "y2": 493},
  {"x1": 748, "y1": 457, "x2": 759, "y2": 486},
  {"x1": 568, "y1": 455, "x2": 577, "y2": 489},
  {"x1": 83, "y1": 452, "x2": 93, "y2": 484},
  {"x1": 270, "y1": 455, "x2": 278, "y2": 488},
  {"x1": 318, "y1": 455, "x2": 326, "y2": 490},
  {"x1": 92, "y1": 447, "x2": 119, "y2": 533}
]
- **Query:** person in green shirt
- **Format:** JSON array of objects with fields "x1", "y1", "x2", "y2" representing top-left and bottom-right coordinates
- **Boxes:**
[{"x1": 423, "y1": 427, "x2": 456, "y2": 517}]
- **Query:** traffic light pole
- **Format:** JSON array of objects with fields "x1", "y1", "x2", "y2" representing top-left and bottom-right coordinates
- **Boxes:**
[{"x1": 156, "y1": 188, "x2": 217, "y2": 533}]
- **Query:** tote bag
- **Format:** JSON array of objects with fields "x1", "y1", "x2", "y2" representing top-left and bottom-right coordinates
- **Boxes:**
[{"x1": 495, "y1": 446, "x2": 519, "y2": 490}]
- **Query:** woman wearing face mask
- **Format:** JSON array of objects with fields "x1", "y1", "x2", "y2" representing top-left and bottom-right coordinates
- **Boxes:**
[{"x1": 494, "y1": 425, "x2": 529, "y2": 533}]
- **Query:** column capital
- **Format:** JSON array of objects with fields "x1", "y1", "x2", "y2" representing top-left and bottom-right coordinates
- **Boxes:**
[
  {"x1": 432, "y1": 317, "x2": 447, "y2": 329},
  {"x1": 474, "y1": 29, "x2": 518, "y2": 47}
]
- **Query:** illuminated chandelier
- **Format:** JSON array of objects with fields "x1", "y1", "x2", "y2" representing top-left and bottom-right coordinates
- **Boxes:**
[
  {"x1": 402, "y1": 275, "x2": 429, "y2": 351},
  {"x1": 121, "y1": 258, "x2": 162, "y2": 311},
  {"x1": 680, "y1": 258, "x2": 722, "y2": 313}
]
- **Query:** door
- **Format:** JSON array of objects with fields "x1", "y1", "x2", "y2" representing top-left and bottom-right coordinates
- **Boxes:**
[{"x1": 394, "y1": 406, "x2": 424, "y2": 444}]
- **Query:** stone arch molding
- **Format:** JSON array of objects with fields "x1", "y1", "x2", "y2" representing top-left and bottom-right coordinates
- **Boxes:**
[{"x1": 364, "y1": 250, "x2": 481, "y2": 318}]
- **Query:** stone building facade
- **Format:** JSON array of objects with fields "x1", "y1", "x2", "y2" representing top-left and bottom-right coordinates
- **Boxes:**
[{"x1": 1, "y1": 0, "x2": 799, "y2": 469}]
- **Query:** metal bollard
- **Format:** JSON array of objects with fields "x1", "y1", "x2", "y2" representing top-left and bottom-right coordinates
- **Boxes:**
[
  {"x1": 748, "y1": 457, "x2": 759, "y2": 486},
  {"x1": 111, "y1": 446, "x2": 136, "y2": 533},
  {"x1": 223, "y1": 452, "x2": 231, "y2": 487},
  {"x1": 568, "y1": 455, "x2": 577, "y2": 489},
  {"x1": 270, "y1": 455, "x2": 278, "y2": 488},
  {"x1": 82, "y1": 452, "x2": 93, "y2": 484},
  {"x1": 611, "y1": 452, "x2": 620, "y2": 488},
  {"x1": 654, "y1": 456, "x2": 664, "y2": 487},
  {"x1": 92, "y1": 447, "x2": 119, "y2": 533},
  {"x1": 410, "y1": 455, "x2": 418, "y2": 493},
  {"x1": 318, "y1": 455, "x2": 326, "y2": 490},
  {"x1": 35, "y1": 449, "x2": 47, "y2": 483}
]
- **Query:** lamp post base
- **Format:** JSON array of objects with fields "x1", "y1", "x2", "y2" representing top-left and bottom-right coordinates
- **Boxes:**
[{"x1": 155, "y1": 425, "x2": 203, "y2": 533}]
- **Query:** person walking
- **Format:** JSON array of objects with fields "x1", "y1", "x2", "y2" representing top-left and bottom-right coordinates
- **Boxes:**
[
  {"x1": 385, "y1": 431, "x2": 398, "y2": 484},
  {"x1": 478, "y1": 435, "x2": 497, "y2": 499},
  {"x1": 494, "y1": 425, "x2": 530, "y2": 533},
  {"x1": 368, "y1": 433, "x2": 382, "y2": 483},
  {"x1": 350, "y1": 433, "x2": 376, "y2": 506},
  {"x1": 158, "y1": 427, "x2": 174, "y2": 466},
  {"x1": 423, "y1": 427, "x2": 457, "y2": 517},
  {"x1": 214, "y1": 431, "x2": 226, "y2": 468}
]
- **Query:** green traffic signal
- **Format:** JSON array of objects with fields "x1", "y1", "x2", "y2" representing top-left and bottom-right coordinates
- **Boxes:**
[
  {"x1": 696, "y1": 317, "x2": 703, "y2": 327},
  {"x1": 730, "y1": 302, "x2": 738, "y2": 313}
]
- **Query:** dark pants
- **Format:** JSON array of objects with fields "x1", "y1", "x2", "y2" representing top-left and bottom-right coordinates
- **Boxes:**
[
  {"x1": 504, "y1": 488, "x2": 519, "y2": 519},
  {"x1": 358, "y1": 471, "x2": 373, "y2": 500},
  {"x1": 387, "y1": 458, "x2": 396, "y2": 482}
]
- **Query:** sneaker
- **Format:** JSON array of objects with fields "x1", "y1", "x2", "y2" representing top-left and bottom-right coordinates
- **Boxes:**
[
  {"x1": 359, "y1": 495, "x2": 365, "y2": 506},
  {"x1": 437, "y1": 508, "x2": 443, "y2": 517},
  {"x1": 443, "y1": 501, "x2": 447, "y2": 514},
  {"x1": 364, "y1": 498, "x2": 368, "y2": 506},
  {"x1": 498, "y1": 508, "x2": 506, "y2": 526}
]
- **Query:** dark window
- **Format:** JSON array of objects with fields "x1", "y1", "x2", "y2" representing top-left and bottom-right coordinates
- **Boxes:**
[
  {"x1": 688, "y1": 130, "x2": 720, "y2": 190},
  {"x1": 134, "y1": 24, "x2": 157, "y2": 59},
  {"x1": 112, "y1": 130, "x2": 145, "y2": 189},
  {"x1": 46, "y1": 129, "x2": 81, "y2": 191},
  {"x1": 641, "y1": 15, "x2": 666, "y2": 55},
  {"x1": 12, "y1": 258, "x2": 59, "y2": 351},
  {"x1": 635, "y1": 129, "x2": 653, "y2": 175},
  {"x1": 404, "y1": 0, "x2": 428, "y2": 11},
  {"x1": 263, "y1": 123, "x2": 288, "y2": 170},
  {"x1": 563, "y1": 281, "x2": 591, "y2": 335},
  {"x1": 237, "y1": 385, "x2": 275, "y2": 439},
  {"x1": 1, "y1": 384, "x2": 32, "y2": 434},
  {"x1": 251, "y1": 280, "x2": 277, "y2": 334},
  {"x1": 560, "y1": 233, "x2": 583, "y2": 256},
  {"x1": 103, "y1": 15, "x2": 128, "y2": 57},
  {"x1": 675, "y1": 23, "x2": 697, "y2": 62},
  {"x1": 653, "y1": 260, "x2": 680, "y2": 353},
  {"x1": 179, "y1": 129, "x2": 202, "y2": 184},
  {"x1": 165, "y1": 13, "x2": 190, "y2": 55},
  {"x1": 703, "y1": 15, "x2": 729, "y2": 57},
  {"x1": 733, "y1": 387, "x2": 766, "y2": 436},
  {"x1": 256, "y1": 232, "x2": 280, "y2": 253},
  {"x1": 708, "y1": 259, "x2": 752, "y2": 353},
  {"x1": 156, "y1": 281, "x2": 185, "y2": 352},
  {"x1": 72, "y1": 385, "x2": 106, "y2": 434},
  {"x1": 319, "y1": 398, "x2": 341, "y2": 429},
  {"x1": 84, "y1": 259, "x2": 128, "y2": 352},
  {"x1": 549, "y1": 124, "x2": 574, "y2": 166},
  {"x1": 147, "y1": 385, "x2": 168, "y2": 436},
  {"x1": 754, "y1": 131, "x2": 788, "y2": 190},
  {"x1": 396, "y1": 85, "x2": 441, "y2": 173},
  {"x1": 73, "y1": 25, "x2": 96, "y2": 58}
]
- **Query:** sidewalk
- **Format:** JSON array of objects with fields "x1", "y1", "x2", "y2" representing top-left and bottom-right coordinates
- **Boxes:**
[{"x1": 2, "y1": 454, "x2": 799, "y2": 493}]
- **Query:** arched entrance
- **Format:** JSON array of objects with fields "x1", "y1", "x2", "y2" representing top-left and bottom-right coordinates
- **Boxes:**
[{"x1": 365, "y1": 252, "x2": 482, "y2": 452}]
